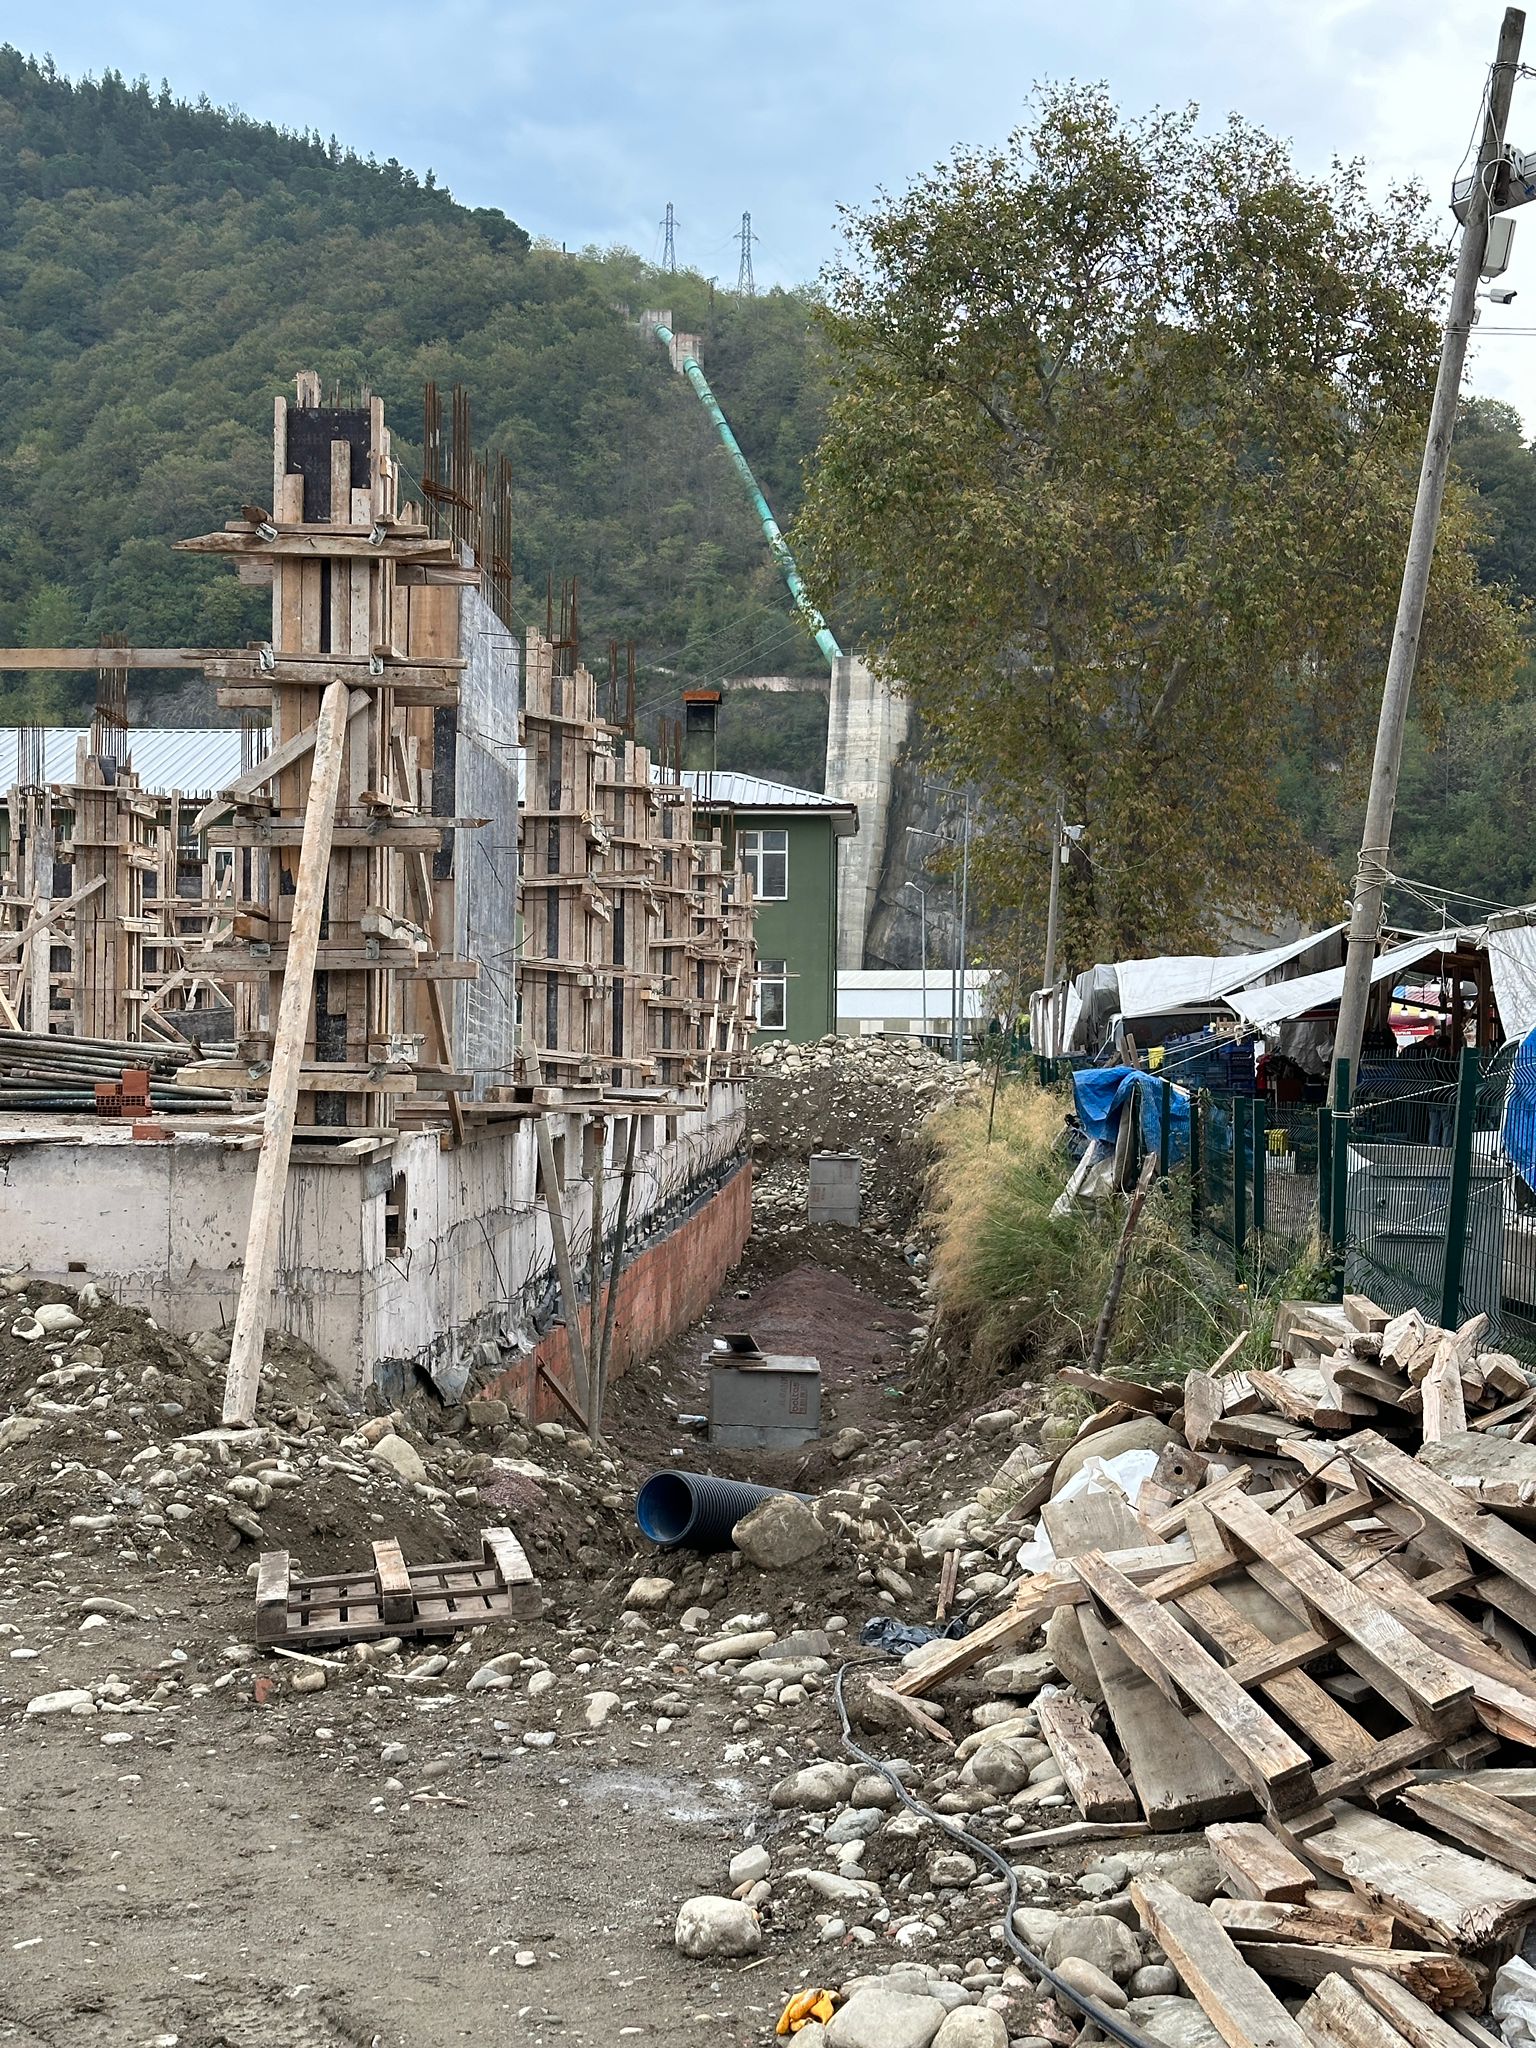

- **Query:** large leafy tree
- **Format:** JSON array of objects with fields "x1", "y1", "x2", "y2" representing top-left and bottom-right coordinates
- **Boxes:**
[{"x1": 795, "y1": 85, "x2": 1525, "y2": 963}]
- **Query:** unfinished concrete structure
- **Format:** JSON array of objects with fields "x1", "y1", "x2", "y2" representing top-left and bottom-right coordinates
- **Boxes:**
[{"x1": 0, "y1": 376, "x2": 756, "y2": 1418}]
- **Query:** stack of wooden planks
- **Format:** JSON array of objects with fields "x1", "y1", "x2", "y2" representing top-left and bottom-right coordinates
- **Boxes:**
[{"x1": 898, "y1": 1295, "x2": 1536, "y2": 2033}]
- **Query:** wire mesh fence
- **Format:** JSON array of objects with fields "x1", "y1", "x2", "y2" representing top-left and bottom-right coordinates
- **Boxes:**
[{"x1": 1037, "y1": 1045, "x2": 1536, "y2": 1365}]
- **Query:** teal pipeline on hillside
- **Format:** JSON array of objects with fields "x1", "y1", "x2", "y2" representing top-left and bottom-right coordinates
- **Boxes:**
[{"x1": 649, "y1": 322, "x2": 842, "y2": 670}]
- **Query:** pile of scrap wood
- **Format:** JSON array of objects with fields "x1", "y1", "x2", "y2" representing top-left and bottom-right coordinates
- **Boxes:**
[{"x1": 896, "y1": 1295, "x2": 1536, "y2": 2036}]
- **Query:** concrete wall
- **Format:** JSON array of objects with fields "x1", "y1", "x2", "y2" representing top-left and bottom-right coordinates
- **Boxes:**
[
  {"x1": 825, "y1": 655, "x2": 909, "y2": 970},
  {"x1": 487, "y1": 1160, "x2": 751, "y2": 1422},
  {"x1": 449, "y1": 589, "x2": 521, "y2": 1092},
  {"x1": 0, "y1": 1082, "x2": 747, "y2": 1414}
]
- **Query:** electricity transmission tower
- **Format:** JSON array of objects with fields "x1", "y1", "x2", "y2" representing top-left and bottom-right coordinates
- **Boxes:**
[
  {"x1": 735, "y1": 210, "x2": 757, "y2": 296},
  {"x1": 660, "y1": 201, "x2": 678, "y2": 272}
]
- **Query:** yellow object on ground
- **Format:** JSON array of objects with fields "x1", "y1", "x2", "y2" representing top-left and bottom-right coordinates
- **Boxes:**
[{"x1": 777, "y1": 1987, "x2": 837, "y2": 2033}]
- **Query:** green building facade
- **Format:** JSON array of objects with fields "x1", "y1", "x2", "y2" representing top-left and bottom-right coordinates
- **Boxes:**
[{"x1": 685, "y1": 772, "x2": 857, "y2": 1044}]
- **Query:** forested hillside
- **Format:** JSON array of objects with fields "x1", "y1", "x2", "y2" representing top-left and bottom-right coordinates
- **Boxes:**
[
  {"x1": 7, "y1": 48, "x2": 1536, "y2": 873},
  {"x1": 0, "y1": 48, "x2": 831, "y2": 784}
]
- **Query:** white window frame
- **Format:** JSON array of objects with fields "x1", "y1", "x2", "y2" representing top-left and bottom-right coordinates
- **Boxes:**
[
  {"x1": 739, "y1": 826, "x2": 788, "y2": 900},
  {"x1": 756, "y1": 959, "x2": 788, "y2": 1032}
]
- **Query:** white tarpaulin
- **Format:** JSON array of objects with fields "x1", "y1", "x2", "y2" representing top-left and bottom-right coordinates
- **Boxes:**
[
  {"x1": 1113, "y1": 925, "x2": 1346, "y2": 1022},
  {"x1": 1225, "y1": 931, "x2": 1459, "y2": 1031},
  {"x1": 1485, "y1": 924, "x2": 1536, "y2": 1042}
]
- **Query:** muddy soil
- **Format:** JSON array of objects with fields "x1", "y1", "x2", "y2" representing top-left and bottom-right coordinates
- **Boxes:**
[{"x1": 1, "y1": 1049, "x2": 1020, "y2": 2048}]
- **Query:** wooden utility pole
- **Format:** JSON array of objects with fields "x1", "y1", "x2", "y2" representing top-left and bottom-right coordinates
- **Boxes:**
[
  {"x1": 1333, "y1": 7, "x2": 1525, "y2": 1097},
  {"x1": 222, "y1": 680, "x2": 349, "y2": 1426}
]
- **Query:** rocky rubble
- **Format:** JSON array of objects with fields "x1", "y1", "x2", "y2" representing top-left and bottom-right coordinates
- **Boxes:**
[{"x1": 751, "y1": 1034, "x2": 980, "y2": 1239}]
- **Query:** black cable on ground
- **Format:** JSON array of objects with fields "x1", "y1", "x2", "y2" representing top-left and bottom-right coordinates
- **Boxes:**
[{"x1": 832, "y1": 1664, "x2": 1163, "y2": 2048}]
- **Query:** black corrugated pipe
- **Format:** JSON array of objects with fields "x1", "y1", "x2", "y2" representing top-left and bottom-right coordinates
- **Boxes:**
[{"x1": 636, "y1": 1470, "x2": 805, "y2": 1550}]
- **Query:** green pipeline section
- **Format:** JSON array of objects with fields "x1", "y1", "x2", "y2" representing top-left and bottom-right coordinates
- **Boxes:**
[{"x1": 651, "y1": 322, "x2": 842, "y2": 668}]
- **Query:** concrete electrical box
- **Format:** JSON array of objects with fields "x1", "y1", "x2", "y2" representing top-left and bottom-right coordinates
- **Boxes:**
[
  {"x1": 707, "y1": 1333, "x2": 821, "y2": 1449},
  {"x1": 807, "y1": 1151, "x2": 861, "y2": 1227}
]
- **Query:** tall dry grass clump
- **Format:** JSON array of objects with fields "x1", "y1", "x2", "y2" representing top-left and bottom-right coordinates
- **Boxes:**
[{"x1": 925, "y1": 1079, "x2": 1309, "y2": 1391}]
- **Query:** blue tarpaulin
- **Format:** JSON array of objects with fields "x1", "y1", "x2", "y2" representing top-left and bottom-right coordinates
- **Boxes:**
[
  {"x1": 1072, "y1": 1065, "x2": 1191, "y2": 1167},
  {"x1": 1503, "y1": 1028, "x2": 1536, "y2": 1190}
]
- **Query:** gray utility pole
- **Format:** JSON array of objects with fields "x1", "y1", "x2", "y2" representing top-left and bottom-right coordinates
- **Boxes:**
[
  {"x1": 1332, "y1": 6, "x2": 1525, "y2": 1099},
  {"x1": 1043, "y1": 809, "x2": 1063, "y2": 992},
  {"x1": 905, "y1": 880, "x2": 929, "y2": 1045},
  {"x1": 953, "y1": 789, "x2": 972, "y2": 1064}
]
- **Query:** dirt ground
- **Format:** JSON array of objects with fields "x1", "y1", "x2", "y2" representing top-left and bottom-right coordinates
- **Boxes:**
[{"x1": 0, "y1": 1048, "x2": 1016, "y2": 2048}]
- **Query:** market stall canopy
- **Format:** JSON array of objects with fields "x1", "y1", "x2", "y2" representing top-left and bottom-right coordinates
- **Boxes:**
[
  {"x1": 1114, "y1": 925, "x2": 1346, "y2": 1021},
  {"x1": 1484, "y1": 921, "x2": 1536, "y2": 1042},
  {"x1": 1225, "y1": 931, "x2": 1461, "y2": 1031}
]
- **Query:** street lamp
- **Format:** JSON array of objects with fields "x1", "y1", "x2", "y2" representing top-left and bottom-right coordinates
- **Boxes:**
[{"x1": 905, "y1": 880, "x2": 929, "y2": 1045}]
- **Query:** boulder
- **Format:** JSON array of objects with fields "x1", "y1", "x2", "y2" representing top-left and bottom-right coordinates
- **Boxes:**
[
  {"x1": 1051, "y1": 1417, "x2": 1177, "y2": 1494},
  {"x1": 934, "y1": 2011, "x2": 1009, "y2": 2048},
  {"x1": 1127, "y1": 1998, "x2": 1228, "y2": 2048},
  {"x1": 1044, "y1": 1607, "x2": 1103, "y2": 1702},
  {"x1": 826, "y1": 1986, "x2": 948, "y2": 2048},
  {"x1": 980, "y1": 1649, "x2": 1057, "y2": 1696},
  {"x1": 728, "y1": 1844, "x2": 771, "y2": 1886},
  {"x1": 732, "y1": 1492, "x2": 828, "y2": 1570},
  {"x1": 966, "y1": 1738, "x2": 1039, "y2": 1797},
  {"x1": 769, "y1": 1762, "x2": 858, "y2": 1811},
  {"x1": 368, "y1": 1434, "x2": 428, "y2": 1486},
  {"x1": 624, "y1": 1575, "x2": 674, "y2": 1611},
  {"x1": 1052, "y1": 1956, "x2": 1128, "y2": 2010},
  {"x1": 673, "y1": 1895, "x2": 760, "y2": 1959},
  {"x1": 1045, "y1": 1913, "x2": 1143, "y2": 1983}
]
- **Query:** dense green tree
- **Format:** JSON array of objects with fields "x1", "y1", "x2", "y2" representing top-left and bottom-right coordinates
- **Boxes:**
[{"x1": 794, "y1": 85, "x2": 1524, "y2": 963}]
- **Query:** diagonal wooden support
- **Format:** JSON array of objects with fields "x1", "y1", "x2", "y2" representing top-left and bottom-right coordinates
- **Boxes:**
[
  {"x1": 221, "y1": 680, "x2": 350, "y2": 1426},
  {"x1": 192, "y1": 688, "x2": 369, "y2": 833}
]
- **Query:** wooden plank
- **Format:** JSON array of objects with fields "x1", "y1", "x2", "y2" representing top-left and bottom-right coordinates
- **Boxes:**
[
  {"x1": 1310, "y1": 1531, "x2": 1536, "y2": 1746},
  {"x1": 255, "y1": 1549, "x2": 291, "y2": 1642},
  {"x1": 1205, "y1": 1491, "x2": 1474, "y2": 1732},
  {"x1": 1354, "y1": 1971, "x2": 1485, "y2": 2048},
  {"x1": 1212, "y1": 1893, "x2": 1396, "y2": 1947},
  {"x1": 1240, "y1": 1945, "x2": 1483, "y2": 2011},
  {"x1": 1057, "y1": 1367, "x2": 1176, "y2": 1415},
  {"x1": 1344, "y1": 1429, "x2": 1536, "y2": 1633},
  {"x1": 1034, "y1": 1691, "x2": 1138, "y2": 1823},
  {"x1": 1299, "y1": 1973, "x2": 1419, "y2": 2048},
  {"x1": 1184, "y1": 1371, "x2": 1223, "y2": 1450},
  {"x1": 221, "y1": 680, "x2": 350, "y2": 1426},
  {"x1": 481, "y1": 1526, "x2": 540, "y2": 1620},
  {"x1": 1397, "y1": 1779, "x2": 1536, "y2": 1881},
  {"x1": 1207, "y1": 1821, "x2": 1316, "y2": 1903},
  {"x1": 1075, "y1": 1549, "x2": 1315, "y2": 1813},
  {"x1": 1379, "y1": 1310, "x2": 1428, "y2": 1372},
  {"x1": 1129, "y1": 1875, "x2": 1313, "y2": 2048},
  {"x1": 1345, "y1": 1296, "x2": 1389, "y2": 1335},
  {"x1": 371, "y1": 1539, "x2": 412, "y2": 1625},
  {"x1": 1299, "y1": 1800, "x2": 1536, "y2": 1951},
  {"x1": 1044, "y1": 1488, "x2": 1252, "y2": 1829},
  {"x1": 887, "y1": 1541, "x2": 1201, "y2": 1698},
  {"x1": 1409, "y1": 1767, "x2": 1536, "y2": 1810},
  {"x1": 1420, "y1": 1350, "x2": 1467, "y2": 1443},
  {"x1": 192, "y1": 689, "x2": 370, "y2": 830}
]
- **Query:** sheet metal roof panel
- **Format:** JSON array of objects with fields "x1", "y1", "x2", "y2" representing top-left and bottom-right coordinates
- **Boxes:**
[
  {"x1": 674, "y1": 768, "x2": 859, "y2": 830},
  {"x1": 1, "y1": 727, "x2": 244, "y2": 795}
]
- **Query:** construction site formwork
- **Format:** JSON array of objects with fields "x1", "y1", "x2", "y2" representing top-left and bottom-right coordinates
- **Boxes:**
[{"x1": 0, "y1": 372, "x2": 757, "y2": 1418}]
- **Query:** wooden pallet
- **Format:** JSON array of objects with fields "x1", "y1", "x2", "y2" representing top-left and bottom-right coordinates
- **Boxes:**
[{"x1": 255, "y1": 1525, "x2": 539, "y2": 1647}]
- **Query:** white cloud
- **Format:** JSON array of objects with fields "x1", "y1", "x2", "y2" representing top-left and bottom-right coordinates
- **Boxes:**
[{"x1": 10, "y1": 0, "x2": 1536, "y2": 421}]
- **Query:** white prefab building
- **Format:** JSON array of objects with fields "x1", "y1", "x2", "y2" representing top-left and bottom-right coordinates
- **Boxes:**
[{"x1": 836, "y1": 968, "x2": 994, "y2": 1044}]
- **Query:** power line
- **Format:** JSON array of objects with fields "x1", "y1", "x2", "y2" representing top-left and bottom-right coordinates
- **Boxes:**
[
  {"x1": 660, "y1": 201, "x2": 678, "y2": 273},
  {"x1": 736, "y1": 210, "x2": 757, "y2": 297}
]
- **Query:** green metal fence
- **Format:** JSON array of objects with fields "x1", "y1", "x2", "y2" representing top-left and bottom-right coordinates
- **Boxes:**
[{"x1": 1044, "y1": 1050, "x2": 1536, "y2": 1363}]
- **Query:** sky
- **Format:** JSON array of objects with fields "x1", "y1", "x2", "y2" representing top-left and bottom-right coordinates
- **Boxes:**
[{"x1": 10, "y1": 0, "x2": 1536, "y2": 422}]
